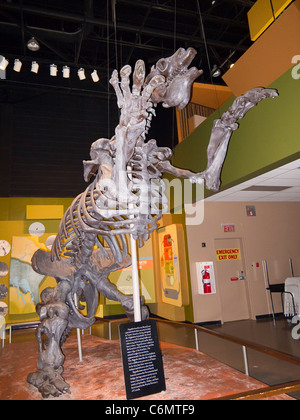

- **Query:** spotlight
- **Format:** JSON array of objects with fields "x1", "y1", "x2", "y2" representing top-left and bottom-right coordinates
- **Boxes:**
[
  {"x1": 62, "y1": 66, "x2": 70, "y2": 78},
  {"x1": 31, "y1": 61, "x2": 39, "y2": 74},
  {"x1": 211, "y1": 64, "x2": 221, "y2": 78},
  {"x1": 27, "y1": 37, "x2": 40, "y2": 52},
  {"x1": 78, "y1": 68, "x2": 86, "y2": 80},
  {"x1": 50, "y1": 64, "x2": 58, "y2": 76},
  {"x1": 0, "y1": 56, "x2": 9, "y2": 70},
  {"x1": 13, "y1": 59, "x2": 22, "y2": 72},
  {"x1": 91, "y1": 69, "x2": 99, "y2": 82}
]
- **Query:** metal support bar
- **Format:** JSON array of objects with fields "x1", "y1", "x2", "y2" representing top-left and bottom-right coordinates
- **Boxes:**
[
  {"x1": 289, "y1": 258, "x2": 295, "y2": 277},
  {"x1": 194, "y1": 328, "x2": 199, "y2": 351},
  {"x1": 108, "y1": 322, "x2": 112, "y2": 341},
  {"x1": 130, "y1": 234, "x2": 142, "y2": 323},
  {"x1": 242, "y1": 346, "x2": 249, "y2": 376},
  {"x1": 1, "y1": 325, "x2": 5, "y2": 349},
  {"x1": 76, "y1": 328, "x2": 83, "y2": 362},
  {"x1": 264, "y1": 259, "x2": 276, "y2": 322},
  {"x1": 74, "y1": 292, "x2": 83, "y2": 362}
]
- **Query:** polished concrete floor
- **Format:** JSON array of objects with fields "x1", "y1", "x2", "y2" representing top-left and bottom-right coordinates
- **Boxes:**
[
  {"x1": 153, "y1": 317, "x2": 300, "y2": 399},
  {"x1": 1, "y1": 317, "x2": 299, "y2": 399},
  {"x1": 207, "y1": 318, "x2": 300, "y2": 399}
]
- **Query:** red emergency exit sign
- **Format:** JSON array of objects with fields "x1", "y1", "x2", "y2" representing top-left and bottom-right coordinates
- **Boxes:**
[{"x1": 222, "y1": 223, "x2": 235, "y2": 233}]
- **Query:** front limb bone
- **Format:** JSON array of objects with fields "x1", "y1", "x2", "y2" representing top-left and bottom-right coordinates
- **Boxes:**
[{"x1": 156, "y1": 160, "x2": 204, "y2": 184}]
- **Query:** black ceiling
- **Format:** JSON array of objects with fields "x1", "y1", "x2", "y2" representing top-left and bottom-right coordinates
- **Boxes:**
[
  {"x1": 0, "y1": 0, "x2": 255, "y2": 197},
  {"x1": 0, "y1": 0, "x2": 254, "y2": 96}
]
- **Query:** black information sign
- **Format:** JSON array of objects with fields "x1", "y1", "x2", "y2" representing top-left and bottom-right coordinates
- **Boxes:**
[{"x1": 119, "y1": 319, "x2": 166, "y2": 400}]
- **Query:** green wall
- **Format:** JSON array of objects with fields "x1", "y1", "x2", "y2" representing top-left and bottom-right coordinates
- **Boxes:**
[{"x1": 172, "y1": 64, "x2": 300, "y2": 196}]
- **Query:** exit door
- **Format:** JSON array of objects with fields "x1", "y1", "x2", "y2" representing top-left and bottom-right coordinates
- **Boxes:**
[{"x1": 215, "y1": 238, "x2": 250, "y2": 323}]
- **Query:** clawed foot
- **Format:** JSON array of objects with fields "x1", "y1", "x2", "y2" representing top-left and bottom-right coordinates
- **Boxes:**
[
  {"x1": 190, "y1": 171, "x2": 220, "y2": 192},
  {"x1": 27, "y1": 366, "x2": 71, "y2": 398}
]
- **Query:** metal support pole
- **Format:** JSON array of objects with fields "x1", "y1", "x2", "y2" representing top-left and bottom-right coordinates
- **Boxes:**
[
  {"x1": 264, "y1": 259, "x2": 276, "y2": 322},
  {"x1": 108, "y1": 322, "x2": 112, "y2": 341},
  {"x1": 289, "y1": 258, "x2": 295, "y2": 277},
  {"x1": 130, "y1": 234, "x2": 142, "y2": 323},
  {"x1": 127, "y1": 166, "x2": 142, "y2": 324},
  {"x1": 74, "y1": 292, "x2": 83, "y2": 362},
  {"x1": 242, "y1": 345, "x2": 249, "y2": 376},
  {"x1": 1, "y1": 327, "x2": 4, "y2": 349},
  {"x1": 76, "y1": 328, "x2": 83, "y2": 362},
  {"x1": 194, "y1": 328, "x2": 199, "y2": 351}
]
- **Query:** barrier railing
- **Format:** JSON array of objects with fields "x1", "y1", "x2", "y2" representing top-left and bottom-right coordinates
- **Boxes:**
[
  {"x1": 151, "y1": 317, "x2": 300, "y2": 400},
  {"x1": 3, "y1": 316, "x2": 300, "y2": 399}
]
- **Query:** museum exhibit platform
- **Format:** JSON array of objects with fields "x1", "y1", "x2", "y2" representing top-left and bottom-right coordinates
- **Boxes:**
[{"x1": 0, "y1": 326, "x2": 295, "y2": 400}]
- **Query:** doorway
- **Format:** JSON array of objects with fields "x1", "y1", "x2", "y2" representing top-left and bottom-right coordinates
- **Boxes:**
[{"x1": 215, "y1": 238, "x2": 250, "y2": 323}]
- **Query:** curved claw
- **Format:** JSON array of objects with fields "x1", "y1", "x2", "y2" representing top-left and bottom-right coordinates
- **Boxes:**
[
  {"x1": 109, "y1": 69, "x2": 124, "y2": 109},
  {"x1": 132, "y1": 60, "x2": 146, "y2": 96},
  {"x1": 109, "y1": 69, "x2": 119, "y2": 86},
  {"x1": 27, "y1": 367, "x2": 71, "y2": 399},
  {"x1": 142, "y1": 74, "x2": 165, "y2": 99},
  {"x1": 120, "y1": 65, "x2": 132, "y2": 101},
  {"x1": 120, "y1": 64, "x2": 132, "y2": 78}
]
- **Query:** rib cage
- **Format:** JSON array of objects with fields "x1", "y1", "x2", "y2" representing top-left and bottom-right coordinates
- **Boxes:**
[{"x1": 51, "y1": 139, "x2": 170, "y2": 269}]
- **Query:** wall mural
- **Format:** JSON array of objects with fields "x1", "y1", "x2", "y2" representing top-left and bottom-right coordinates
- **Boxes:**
[
  {"x1": 8, "y1": 236, "x2": 55, "y2": 315},
  {"x1": 0, "y1": 278, "x2": 8, "y2": 341},
  {"x1": 0, "y1": 262, "x2": 8, "y2": 278},
  {"x1": 0, "y1": 284, "x2": 8, "y2": 300}
]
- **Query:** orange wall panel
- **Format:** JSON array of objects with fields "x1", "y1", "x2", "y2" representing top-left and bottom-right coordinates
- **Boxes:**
[{"x1": 223, "y1": 0, "x2": 300, "y2": 96}]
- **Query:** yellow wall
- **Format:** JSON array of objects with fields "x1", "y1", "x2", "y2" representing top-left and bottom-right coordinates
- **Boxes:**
[
  {"x1": 0, "y1": 197, "x2": 73, "y2": 324},
  {"x1": 150, "y1": 213, "x2": 194, "y2": 322},
  {"x1": 0, "y1": 197, "x2": 158, "y2": 323}
]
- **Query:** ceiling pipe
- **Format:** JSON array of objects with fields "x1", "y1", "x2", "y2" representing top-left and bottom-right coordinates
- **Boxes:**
[
  {"x1": 0, "y1": 4, "x2": 248, "y2": 52},
  {"x1": 116, "y1": 0, "x2": 249, "y2": 28}
]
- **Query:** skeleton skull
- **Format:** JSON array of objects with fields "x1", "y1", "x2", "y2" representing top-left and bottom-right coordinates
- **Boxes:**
[{"x1": 145, "y1": 47, "x2": 203, "y2": 110}]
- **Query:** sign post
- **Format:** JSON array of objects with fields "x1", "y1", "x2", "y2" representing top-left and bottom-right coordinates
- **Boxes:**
[{"x1": 130, "y1": 234, "x2": 142, "y2": 323}]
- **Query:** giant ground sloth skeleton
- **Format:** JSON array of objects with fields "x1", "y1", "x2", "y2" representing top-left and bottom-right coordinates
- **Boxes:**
[{"x1": 27, "y1": 47, "x2": 278, "y2": 398}]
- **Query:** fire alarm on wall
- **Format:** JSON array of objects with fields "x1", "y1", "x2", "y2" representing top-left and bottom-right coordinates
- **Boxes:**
[{"x1": 246, "y1": 205, "x2": 256, "y2": 216}]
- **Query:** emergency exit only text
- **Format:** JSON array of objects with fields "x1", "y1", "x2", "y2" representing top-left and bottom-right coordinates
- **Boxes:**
[{"x1": 216, "y1": 248, "x2": 241, "y2": 261}]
